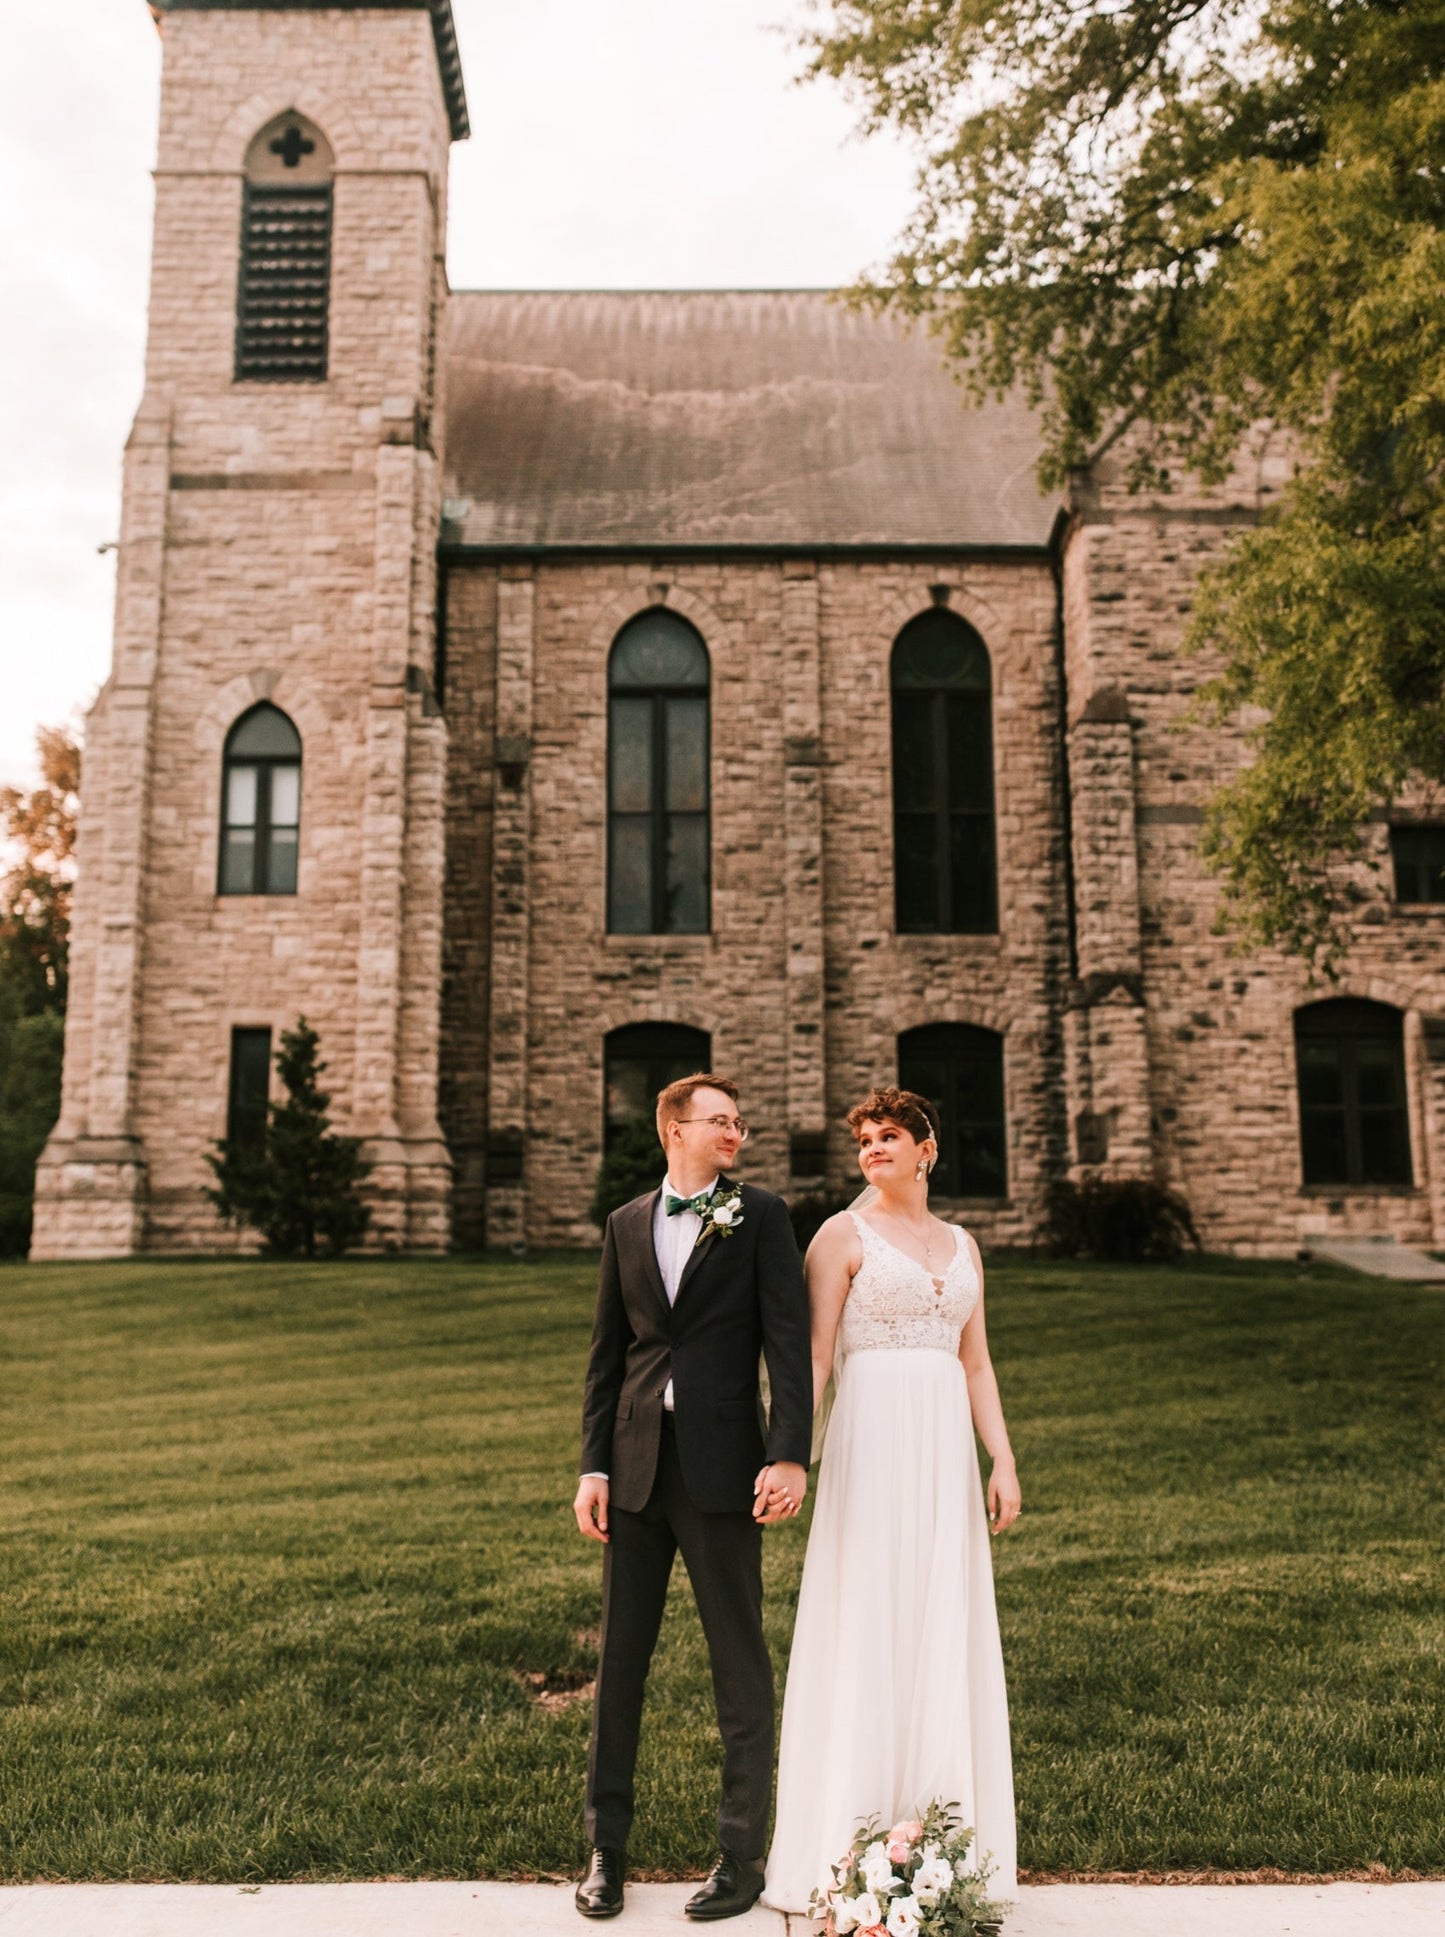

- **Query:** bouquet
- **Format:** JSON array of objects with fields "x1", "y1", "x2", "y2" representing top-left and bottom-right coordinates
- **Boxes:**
[{"x1": 810, "y1": 1801, "x2": 1007, "y2": 1937}]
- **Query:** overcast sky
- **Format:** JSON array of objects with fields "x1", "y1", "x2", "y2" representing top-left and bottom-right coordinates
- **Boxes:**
[{"x1": 0, "y1": 0, "x2": 918, "y2": 793}]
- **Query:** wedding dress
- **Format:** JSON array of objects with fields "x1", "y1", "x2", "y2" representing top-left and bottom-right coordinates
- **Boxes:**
[{"x1": 763, "y1": 1211, "x2": 1016, "y2": 1914}]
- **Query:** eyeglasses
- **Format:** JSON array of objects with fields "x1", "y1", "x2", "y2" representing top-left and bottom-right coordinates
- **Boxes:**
[{"x1": 677, "y1": 1115, "x2": 750, "y2": 1141}]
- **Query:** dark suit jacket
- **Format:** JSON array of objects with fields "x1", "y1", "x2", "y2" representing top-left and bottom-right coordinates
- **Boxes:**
[{"x1": 578, "y1": 1180, "x2": 813, "y2": 1514}]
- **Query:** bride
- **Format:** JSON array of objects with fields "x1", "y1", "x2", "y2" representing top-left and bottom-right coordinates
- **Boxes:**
[{"x1": 763, "y1": 1086, "x2": 1020, "y2": 1916}]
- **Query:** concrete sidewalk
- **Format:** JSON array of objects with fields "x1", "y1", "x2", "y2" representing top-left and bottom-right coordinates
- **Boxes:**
[{"x1": 1, "y1": 1881, "x2": 1443, "y2": 1936}]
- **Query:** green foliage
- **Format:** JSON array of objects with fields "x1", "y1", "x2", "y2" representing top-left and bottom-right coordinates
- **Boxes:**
[
  {"x1": 1045, "y1": 1175, "x2": 1201, "y2": 1263},
  {"x1": 0, "y1": 998, "x2": 63, "y2": 1258},
  {"x1": 0, "y1": 1253, "x2": 1440, "y2": 1878},
  {"x1": 588, "y1": 1113, "x2": 663, "y2": 1228},
  {"x1": 206, "y1": 1018, "x2": 371, "y2": 1258},
  {"x1": 0, "y1": 725, "x2": 79, "y2": 1254},
  {"x1": 806, "y1": 0, "x2": 1445, "y2": 967}
]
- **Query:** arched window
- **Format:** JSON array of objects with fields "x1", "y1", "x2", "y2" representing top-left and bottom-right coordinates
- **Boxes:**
[
  {"x1": 608, "y1": 610, "x2": 710, "y2": 934},
  {"x1": 219, "y1": 704, "x2": 302, "y2": 895},
  {"x1": 898, "y1": 1022, "x2": 1007, "y2": 1198},
  {"x1": 891, "y1": 610, "x2": 997, "y2": 934},
  {"x1": 604, "y1": 1022, "x2": 712, "y2": 1152},
  {"x1": 1295, "y1": 999, "x2": 1412, "y2": 1187},
  {"x1": 235, "y1": 113, "x2": 334, "y2": 383}
]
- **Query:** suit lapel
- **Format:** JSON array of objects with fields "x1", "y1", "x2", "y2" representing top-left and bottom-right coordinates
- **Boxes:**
[
  {"x1": 672, "y1": 1174, "x2": 735, "y2": 1312},
  {"x1": 628, "y1": 1189, "x2": 671, "y2": 1322}
]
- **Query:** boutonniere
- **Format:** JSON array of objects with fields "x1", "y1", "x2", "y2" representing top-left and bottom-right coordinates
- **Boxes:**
[{"x1": 694, "y1": 1185, "x2": 745, "y2": 1248}]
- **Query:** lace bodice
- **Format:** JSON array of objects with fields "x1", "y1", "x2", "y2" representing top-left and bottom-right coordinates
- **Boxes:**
[{"x1": 838, "y1": 1211, "x2": 980, "y2": 1358}]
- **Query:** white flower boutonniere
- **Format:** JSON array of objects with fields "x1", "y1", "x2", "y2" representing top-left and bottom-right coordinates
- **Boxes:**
[{"x1": 694, "y1": 1185, "x2": 745, "y2": 1248}]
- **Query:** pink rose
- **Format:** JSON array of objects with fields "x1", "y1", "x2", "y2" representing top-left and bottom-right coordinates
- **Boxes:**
[{"x1": 885, "y1": 1821, "x2": 922, "y2": 1862}]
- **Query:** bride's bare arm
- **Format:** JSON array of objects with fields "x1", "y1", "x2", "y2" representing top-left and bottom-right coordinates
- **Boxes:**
[
  {"x1": 958, "y1": 1233, "x2": 1021, "y2": 1534},
  {"x1": 804, "y1": 1213, "x2": 857, "y2": 1412}
]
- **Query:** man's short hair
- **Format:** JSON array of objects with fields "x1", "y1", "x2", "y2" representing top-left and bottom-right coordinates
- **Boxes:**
[{"x1": 655, "y1": 1072, "x2": 741, "y2": 1145}]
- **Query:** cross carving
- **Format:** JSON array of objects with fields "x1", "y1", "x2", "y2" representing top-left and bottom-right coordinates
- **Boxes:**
[{"x1": 270, "y1": 125, "x2": 316, "y2": 170}]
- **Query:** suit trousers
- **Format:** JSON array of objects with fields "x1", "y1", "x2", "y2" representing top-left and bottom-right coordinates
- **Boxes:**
[{"x1": 585, "y1": 1418, "x2": 774, "y2": 1858}]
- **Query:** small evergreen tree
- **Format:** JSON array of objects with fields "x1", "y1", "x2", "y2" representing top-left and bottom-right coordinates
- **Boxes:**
[
  {"x1": 207, "y1": 1018, "x2": 371, "y2": 1257},
  {"x1": 589, "y1": 1114, "x2": 664, "y2": 1229}
]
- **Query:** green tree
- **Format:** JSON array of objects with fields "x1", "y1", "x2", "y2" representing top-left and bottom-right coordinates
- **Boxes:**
[
  {"x1": 0, "y1": 726, "x2": 80, "y2": 1256},
  {"x1": 807, "y1": 0, "x2": 1445, "y2": 967},
  {"x1": 206, "y1": 1018, "x2": 372, "y2": 1257}
]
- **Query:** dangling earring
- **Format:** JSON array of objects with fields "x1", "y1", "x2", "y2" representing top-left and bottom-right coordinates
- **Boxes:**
[{"x1": 915, "y1": 1161, "x2": 926, "y2": 1181}]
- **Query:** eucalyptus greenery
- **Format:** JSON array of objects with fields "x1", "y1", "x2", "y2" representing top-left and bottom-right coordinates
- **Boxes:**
[{"x1": 806, "y1": 0, "x2": 1445, "y2": 968}]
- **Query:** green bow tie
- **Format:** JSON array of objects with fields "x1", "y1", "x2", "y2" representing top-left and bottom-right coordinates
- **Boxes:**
[{"x1": 665, "y1": 1188, "x2": 716, "y2": 1218}]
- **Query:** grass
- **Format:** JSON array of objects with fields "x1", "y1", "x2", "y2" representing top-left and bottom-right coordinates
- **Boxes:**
[{"x1": 0, "y1": 1251, "x2": 1440, "y2": 1881}]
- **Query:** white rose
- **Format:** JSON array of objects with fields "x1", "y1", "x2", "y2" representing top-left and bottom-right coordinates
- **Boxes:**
[
  {"x1": 850, "y1": 1890, "x2": 883, "y2": 1930},
  {"x1": 712, "y1": 1202, "x2": 738, "y2": 1225},
  {"x1": 832, "y1": 1894, "x2": 861, "y2": 1933},
  {"x1": 885, "y1": 1895, "x2": 921, "y2": 1937},
  {"x1": 860, "y1": 1849, "x2": 898, "y2": 1896},
  {"x1": 913, "y1": 1855, "x2": 954, "y2": 1905}
]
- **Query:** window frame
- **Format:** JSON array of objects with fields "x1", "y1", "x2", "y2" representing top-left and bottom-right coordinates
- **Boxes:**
[
  {"x1": 606, "y1": 612, "x2": 711, "y2": 936},
  {"x1": 897, "y1": 1021, "x2": 1008, "y2": 1200},
  {"x1": 218, "y1": 705, "x2": 302, "y2": 898},
  {"x1": 226, "y1": 1025, "x2": 273, "y2": 1158},
  {"x1": 890, "y1": 611, "x2": 998, "y2": 936},
  {"x1": 1389, "y1": 823, "x2": 1445, "y2": 905},
  {"x1": 1294, "y1": 998, "x2": 1413, "y2": 1189},
  {"x1": 602, "y1": 1021, "x2": 712, "y2": 1154},
  {"x1": 234, "y1": 114, "x2": 335, "y2": 386}
]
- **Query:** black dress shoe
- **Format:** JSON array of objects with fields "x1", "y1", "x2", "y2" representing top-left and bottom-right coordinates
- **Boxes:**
[
  {"x1": 575, "y1": 1845, "x2": 625, "y2": 1919},
  {"x1": 684, "y1": 1849, "x2": 766, "y2": 1921}
]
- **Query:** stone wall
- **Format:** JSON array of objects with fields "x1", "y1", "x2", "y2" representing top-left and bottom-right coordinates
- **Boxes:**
[
  {"x1": 33, "y1": 6, "x2": 457, "y2": 1257},
  {"x1": 436, "y1": 553, "x2": 1067, "y2": 1249},
  {"x1": 1061, "y1": 437, "x2": 1445, "y2": 1252}
]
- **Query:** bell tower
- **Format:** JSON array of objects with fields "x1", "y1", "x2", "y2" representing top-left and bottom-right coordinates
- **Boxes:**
[{"x1": 32, "y1": 2, "x2": 469, "y2": 1256}]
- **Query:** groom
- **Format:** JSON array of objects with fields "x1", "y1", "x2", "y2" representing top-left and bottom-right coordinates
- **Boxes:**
[{"x1": 573, "y1": 1074, "x2": 812, "y2": 1921}]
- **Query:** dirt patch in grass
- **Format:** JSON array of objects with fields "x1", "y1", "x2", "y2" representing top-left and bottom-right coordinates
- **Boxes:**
[{"x1": 515, "y1": 1669, "x2": 596, "y2": 1714}]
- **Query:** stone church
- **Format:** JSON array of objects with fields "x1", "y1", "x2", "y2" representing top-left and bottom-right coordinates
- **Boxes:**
[{"x1": 32, "y1": 0, "x2": 1445, "y2": 1260}]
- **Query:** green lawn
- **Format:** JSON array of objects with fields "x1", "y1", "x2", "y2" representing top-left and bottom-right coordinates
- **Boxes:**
[{"x1": 0, "y1": 1252, "x2": 1440, "y2": 1882}]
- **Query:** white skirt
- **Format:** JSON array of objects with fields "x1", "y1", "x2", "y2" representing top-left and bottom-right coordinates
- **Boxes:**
[{"x1": 764, "y1": 1348, "x2": 1016, "y2": 1913}]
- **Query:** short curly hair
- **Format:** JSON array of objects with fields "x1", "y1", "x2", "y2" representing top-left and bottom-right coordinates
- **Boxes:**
[{"x1": 845, "y1": 1086, "x2": 941, "y2": 1148}]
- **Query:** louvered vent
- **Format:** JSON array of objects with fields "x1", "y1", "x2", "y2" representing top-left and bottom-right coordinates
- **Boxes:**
[{"x1": 235, "y1": 182, "x2": 332, "y2": 383}]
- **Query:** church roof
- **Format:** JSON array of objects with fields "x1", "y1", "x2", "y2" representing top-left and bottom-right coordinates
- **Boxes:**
[
  {"x1": 147, "y1": 1, "x2": 470, "y2": 142},
  {"x1": 441, "y1": 290, "x2": 1055, "y2": 552}
]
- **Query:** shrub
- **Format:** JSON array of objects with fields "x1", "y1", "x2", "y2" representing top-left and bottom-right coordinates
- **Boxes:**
[
  {"x1": 206, "y1": 1018, "x2": 371, "y2": 1257},
  {"x1": 589, "y1": 1115, "x2": 663, "y2": 1229},
  {"x1": 1045, "y1": 1175, "x2": 1201, "y2": 1263},
  {"x1": 0, "y1": 1002, "x2": 63, "y2": 1259}
]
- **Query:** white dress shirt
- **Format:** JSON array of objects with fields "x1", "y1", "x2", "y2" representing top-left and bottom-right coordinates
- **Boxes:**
[
  {"x1": 582, "y1": 1174, "x2": 718, "y2": 1480},
  {"x1": 653, "y1": 1171, "x2": 717, "y2": 1411}
]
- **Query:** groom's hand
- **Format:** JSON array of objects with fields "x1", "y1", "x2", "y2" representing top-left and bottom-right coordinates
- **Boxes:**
[
  {"x1": 574, "y1": 1476, "x2": 610, "y2": 1543},
  {"x1": 753, "y1": 1461, "x2": 807, "y2": 1525}
]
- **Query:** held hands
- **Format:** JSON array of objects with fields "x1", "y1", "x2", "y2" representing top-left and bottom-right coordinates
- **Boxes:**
[
  {"x1": 987, "y1": 1453, "x2": 1021, "y2": 1536},
  {"x1": 754, "y1": 1460, "x2": 808, "y2": 1526},
  {"x1": 574, "y1": 1475, "x2": 610, "y2": 1544}
]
